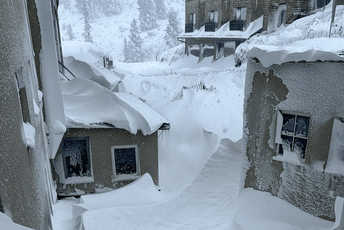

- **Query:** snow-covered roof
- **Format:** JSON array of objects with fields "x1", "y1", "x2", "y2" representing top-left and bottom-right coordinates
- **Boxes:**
[
  {"x1": 61, "y1": 78, "x2": 168, "y2": 135},
  {"x1": 246, "y1": 3, "x2": 344, "y2": 67},
  {"x1": 178, "y1": 16, "x2": 263, "y2": 40}
]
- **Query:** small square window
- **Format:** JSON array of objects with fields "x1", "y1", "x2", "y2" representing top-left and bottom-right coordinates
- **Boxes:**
[
  {"x1": 61, "y1": 137, "x2": 92, "y2": 179},
  {"x1": 111, "y1": 145, "x2": 140, "y2": 179},
  {"x1": 276, "y1": 112, "x2": 310, "y2": 159}
]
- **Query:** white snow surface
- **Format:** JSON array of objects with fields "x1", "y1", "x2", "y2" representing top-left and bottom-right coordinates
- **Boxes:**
[
  {"x1": 0, "y1": 212, "x2": 33, "y2": 230},
  {"x1": 245, "y1": 3, "x2": 344, "y2": 67},
  {"x1": 62, "y1": 77, "x2": 167, "y2": 135},
  {"x1": 52, "y1": 48, "x2": 336, "y2": 230},
  {"x1": 50, "y1": 3, "x2": 340, "y2": 230},
  {"x1": 22, "y1": 122, "x2": 35, "y2": 148}
]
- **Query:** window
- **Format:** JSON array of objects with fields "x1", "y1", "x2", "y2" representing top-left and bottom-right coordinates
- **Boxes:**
[
  {"x1": 233, "y1": 7, "x2": 247, "y2": 21},
  {"x1": 15, "y1": 68, "x2": 31, "y2": 123},
  {"x1": 325, "y1": 118, "x2": 344, "y2": 175},
  {"x1": 208, "y1": 10, "x2": 218, "y2": 23},
  {"x1": 61, "y1": 137, "x2": 92, "y2": 179},
  {"x1": 189, "y1": 13, "x2": 196, "y2": 31},
  {"x1": 111, "y1": 145, "x2": 140, "y2": 180},
  {"x1": 311, "y1": 0, "x2": 331, "y2": 10},
  {"x1": 277, "y1": 4, "x2": 286, "y2": 28},
  {"x1": 276, "y1": 112, "x2": 310, "y2": 159}
]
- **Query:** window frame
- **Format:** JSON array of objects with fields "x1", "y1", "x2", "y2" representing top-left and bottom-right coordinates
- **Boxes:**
[
  {"x1": 61, "y1": 136, "x2": 94, "y2": 184},
  {"x1": 189, "y1": 13, "x2": 196, "y2": 31},
  {"x1": 111, "y1": 145, "x2": 140, "y2": 182},
  {"x1": 275, "y1": 111, "x2": 311, "y2": 160},
  {"x1": 233, "y1": 7, "x2": 247, "y2": 21}
]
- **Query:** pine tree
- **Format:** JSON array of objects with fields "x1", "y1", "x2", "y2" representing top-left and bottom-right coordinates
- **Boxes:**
[
  {"x1": 122, "y1": 37, "x2": 131, "y2": 63},
  {"x1": 164, "y1": 9, "x2": 181, "y2": 48},
  {"x1": 128, "y1": 19, "x2": 144, "y2": 62},
  {"x1": 153, "y1": 0, "x2": 166, "y2": 20},
  {"x1": 77, "y1": 0, "x2": 96, "y2": 19},
  {"x1": 98, "y1": 0, "x2": 122, "y2": 16},
  {"x1": 137, "y1": 0, "x2": 158, "y2": 31},
  {"x1": 82, "y1": 1, "x2": 93, "y2": 43},
  {"x1": 66, "y1": 23, "x2": 75, "y2": 41}
]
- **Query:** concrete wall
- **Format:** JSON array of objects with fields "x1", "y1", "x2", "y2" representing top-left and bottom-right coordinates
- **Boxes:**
[
  {"x1": 53, "y1": 128, "x2": 159, "y2": 196},
  {"x1": 243, "y1": 58, "x2": 344, "y2": 220},
  {"x1": 0, "y1": 1, "x2": 53, "y2": 229}
]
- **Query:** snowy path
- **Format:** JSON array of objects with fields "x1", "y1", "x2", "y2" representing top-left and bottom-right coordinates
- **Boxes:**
[{"x1": 77, "y1": 138, "x2": 241, "y2": 230}]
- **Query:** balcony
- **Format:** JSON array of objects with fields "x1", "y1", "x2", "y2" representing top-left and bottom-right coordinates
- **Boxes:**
[
  {"x1": 185, "y1": 23, "x2": 195, "y2": 33},
  {"x1": 230, "y1": 20, "x2": 246, "y2": 31},
  {"x1": 205, "y1": 22, "x2": 218, "y2": 32}
]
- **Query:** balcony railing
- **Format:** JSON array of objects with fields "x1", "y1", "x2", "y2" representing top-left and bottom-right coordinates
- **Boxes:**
[
  {"x1": 58, "y1": 61, "x2": 76, "y2": 81},
  {"x1": 205, "y1": 22, "x2": 218, "y2": 32},
  {"x1": 230, "y1": 20, "x2": 246, "y2": 31},
  {"x1": 185, "y1": 23, "x2": 195, "y2": 33}
]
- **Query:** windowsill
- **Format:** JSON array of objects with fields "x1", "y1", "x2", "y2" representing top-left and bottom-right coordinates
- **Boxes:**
[
  {"x1": 272, "y1": 152, "x2": 303, "y2": 166},
  {"x1": 112, "y1": 174, "x2": 140, "y2": 182},
  {"x1": 62, "y1": 176, "x2": 94, "y2": 185}
]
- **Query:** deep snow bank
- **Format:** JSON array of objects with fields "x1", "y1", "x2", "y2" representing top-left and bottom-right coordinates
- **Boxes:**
[
  {"x1": 237, "y1": 4, "x2": 344, "y2": 67},
  {"x1": 0, "y1": 213, "x2": 33, "y2": 230},
  {"x1": 231, "y1": 188, "x2": 333, "y2": 230},
  {"x1": 61, "y1": 78, "x2": 167, "y2": 135},
  {"x1": 75, "y1": 138, "x2": 242, "y2": 230}
]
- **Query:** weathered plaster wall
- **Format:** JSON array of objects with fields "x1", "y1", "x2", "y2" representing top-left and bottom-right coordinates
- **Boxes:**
[
  {"x1": 0, "y1": 1, "x2": 53, "y2": 229},
  {"x1": 243, "y1": 58, "x2": 344, "y2": 220},
  {"x1": 53, "y1": 128, "x2": 159, "y2": 196}
]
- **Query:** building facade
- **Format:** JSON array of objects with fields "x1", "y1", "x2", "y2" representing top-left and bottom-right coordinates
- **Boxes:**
[
  {"x1": 0, "y1": 0, "x2": 65, "y2": 229},
  {"x1": 181, "y1": 0, "x2": 343, "y2": 61},
  {"x1": 53, "y1": 127, "x2": 160, "y2": 197},
  {"x1": 243, "y1": 56, "x2": 344, "y2": 220}
]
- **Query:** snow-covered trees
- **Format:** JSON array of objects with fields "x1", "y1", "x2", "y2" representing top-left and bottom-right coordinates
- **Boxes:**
[
  {"x1": 97, "y1": 0, "x2": 122, "y2": 16},
  {"x1": 164, "y1": 9, "x2": 181, "y2": 48},
  {"x1": 137, "y1": 0, "x2": 158, "y2": 31},
  {"x1": 66, "y1": 24, "x2": 75, "y2": 41},
  {"x1": 82, "y1": 1, "x2": 93, "y2": 43},
  {"x1": 123, "y1": 19, "x2": 144, "y2": 62},
  {"x1": 122, "y1": 37, "x2": 131, "y2": 63},
  {"x1": 153, "y1": 0, "x2": 166, "y2": 20}
]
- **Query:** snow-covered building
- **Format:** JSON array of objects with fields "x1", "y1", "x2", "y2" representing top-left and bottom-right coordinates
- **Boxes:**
[
  {"x1": 179, "y1": 0, "x2": 344, "y2": 61},
  {"x1": 52, "y1": 77, "x2": 169, "y2": 197},
  {"x1": 0, "y1": 0, "x2": 65, "y2": 229},
  {"x1": 242, "y1": 4, "x2": 344, "y2": 221}
]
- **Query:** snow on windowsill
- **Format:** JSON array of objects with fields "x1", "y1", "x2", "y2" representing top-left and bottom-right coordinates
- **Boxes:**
[
  {"x1": 272, "y1": 150, "x2": 302, "y2": 166},
  {"x1": 61, "y1": 176, "x2": 94, "y2": 185},
  {"x1": 112, "y1": 174, "x2": 140, "y2": 183},
  {"x1": 23, "y1": 122, "x2": 35, "y2": 148}
]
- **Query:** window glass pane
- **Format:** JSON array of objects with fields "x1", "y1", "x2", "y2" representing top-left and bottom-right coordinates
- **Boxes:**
[
  {"x1": 241, "y1": 7, "x2": 247, "y2": 21},
  {"x1": 62, "y1": 138, "x2": 91, "y2": 179},
  {"x1": 114, "y1": 148, "x2": 137, "y2": 175},
  {"x1": 295, "y1": 116, "x2": 310, "y2": 137},
  {"x1": 294, "y1": 138, "x2": 307, "y2": 159},
  {"x1": 280, "y1": 135, "x2": 293, "y2": 154},
  {"x1": 281, "y1": 114, "x2": 295, "y2": 135},
  {"x1": 214, "y1": 11, "x2": 218, "y2": 23}
]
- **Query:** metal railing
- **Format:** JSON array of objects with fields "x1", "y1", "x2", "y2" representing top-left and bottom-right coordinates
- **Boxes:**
[
  {"x1": 205, "y1": 22, "x2": 218, "y2": 32},
  {"x1": 185, "y1": 23, "x2": 195, "y2": 33},
  {"x1": 58, "y1": 61, "x2": 76, "y2": 81},
  {"x1": 230, "y1": 20, "x2": 246, "y2": 31}
]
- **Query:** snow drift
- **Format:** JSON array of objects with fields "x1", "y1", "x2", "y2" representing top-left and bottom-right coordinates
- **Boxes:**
[{"x1": 62, "y1": 78, "x2": 167, "y2": 135}]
